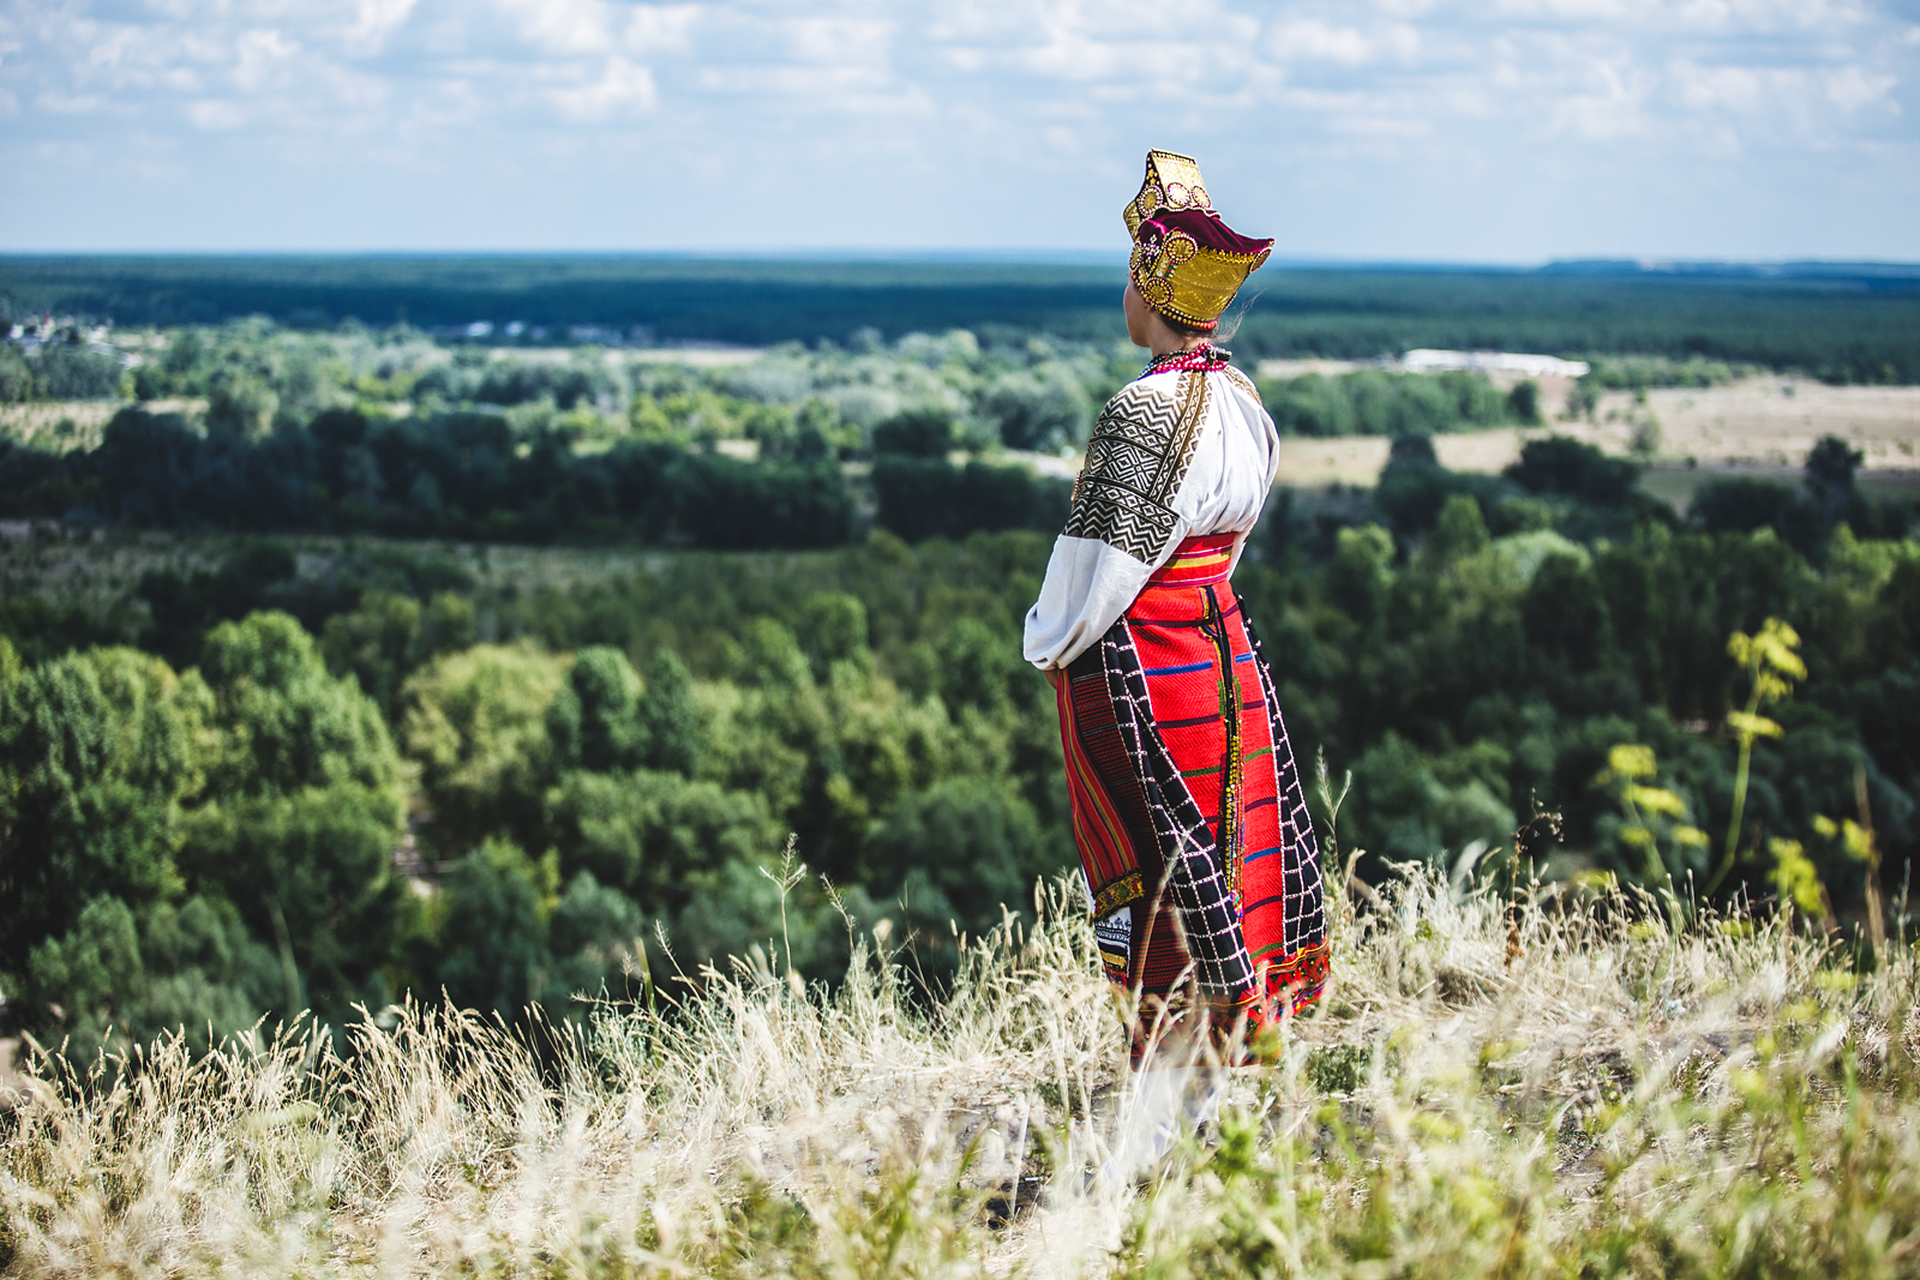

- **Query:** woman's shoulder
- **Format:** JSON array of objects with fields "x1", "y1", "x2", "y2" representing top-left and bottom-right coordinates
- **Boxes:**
[
  {"x1": 1091, "y1": 373, "x2": 1200, "y2": 454},
  {"x1": 1216, "y1": 364, "x2": 1260, "y2": 401},
  {"x1": 1103, "y1": 367, "x2": 1182, "y2": 403}
]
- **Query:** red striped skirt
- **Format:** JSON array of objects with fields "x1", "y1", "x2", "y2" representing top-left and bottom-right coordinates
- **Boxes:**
[{"x1": 1058, "y1": 533, "x2": 1328, "y2": 1033}]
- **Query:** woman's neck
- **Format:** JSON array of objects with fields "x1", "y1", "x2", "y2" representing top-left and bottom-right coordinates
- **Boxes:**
[{"x1": 1149, "y1": 332, "x2": 1210, "y2": 358}]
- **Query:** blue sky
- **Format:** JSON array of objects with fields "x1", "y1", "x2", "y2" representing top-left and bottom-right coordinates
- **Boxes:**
[{"x1": 3, "y1": 0, "x2": 1917, "y2": 261}]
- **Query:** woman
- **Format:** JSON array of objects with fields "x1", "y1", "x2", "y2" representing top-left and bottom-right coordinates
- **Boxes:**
[{"x1": 1025, "y1": 150, "x2": 1327, "y2": 1060}]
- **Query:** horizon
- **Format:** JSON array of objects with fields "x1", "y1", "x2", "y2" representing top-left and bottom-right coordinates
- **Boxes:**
[{"x1": 4, "y1": 249, "x2": 1920, "y2": 275}]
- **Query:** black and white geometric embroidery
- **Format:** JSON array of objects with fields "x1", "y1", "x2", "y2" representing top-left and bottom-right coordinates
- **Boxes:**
[
  {"x1": 1240, "y1": 608, "x2": 1328, "y2": 962},
  {"x1": 1094, "y1": 617, "x2": 1254, "y2": 997},
  {"x1": 1065, "y1": 371, "x2": 1212, "y2": 562}
]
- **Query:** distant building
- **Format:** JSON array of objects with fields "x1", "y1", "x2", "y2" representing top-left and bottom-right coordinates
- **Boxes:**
[{"x1": 1402, "y1": 349, "x2": 1591, "y2": 378}]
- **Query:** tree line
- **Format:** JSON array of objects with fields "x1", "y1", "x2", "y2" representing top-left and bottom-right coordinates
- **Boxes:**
[
  {"x1": 1, "y1": 322, "x2": 1692, "y2": 551},
  {"x1": 6, "y1": 257, "x2": 1917, "y2": 382}
]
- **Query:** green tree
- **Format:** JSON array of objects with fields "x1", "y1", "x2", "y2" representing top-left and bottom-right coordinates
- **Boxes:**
[
  {"x1": 548, "y1": 645, "x2": 646, "y2": 774},
  {"x1": 0, "y1": 647, "x2": 195, "y2": 974},
  {"x1": 1344, "y1": 733, "x2": 1516, "y2": 869},
  {"x1": 862, "y1": 777, "x2": 1053, "y2": 943},
  {"x1": 435, "y1": 838, "x2": 552, "y2": 1017},
  {"x1": 1420, "y1": 494, "x2": 1491, "y2": 570},
  {"x1": 321, "y1": 590, "x2": 424, "y2": 719},
  {"x1": 983, "y1": 365, "x2": 1090, "y2": 452},
  {"x1": 798, "y1": 593, "x2": 870, "y2": 680},
  {"x1": 402, "y1": 642, "x2": 570, "y2": 854},
  {"x1": 639, "y1": 649, "x2": 702, "y2": 775},
  {"x1": 1504, "y1": 436, "x2": 1639, "y2": 507},
  {"x1": 321, "y1": 590, "x2": 474, "y2": 717},
  {"x1": 205, "y1": 370, "x2": 279, "y2": 441},
  {"x1": 24, "y1": 894, "x2": 281, "y2": 1058},
  {"x1": 0, "y1": 344, "x2": 32, "y2": 403},
  {"x1": 1523, "y1": 553, "x2": 1612, "y2": 671},
  {"x1": 872, "y1": 408, "x2": 956, "y2": 457},
  {"x1": 1506, "y1": 379, "x2": 1541, "y2": 425},
  {"x1": 178, "y1": 611, "x2": 411, "y2": 1021},
  {"x1": 23, "y1": 896, "x2": 144, "y2": 1050},
  {"x1": 544, "y1": 769, "x2": 781, "y2": 912},
  {"x1": 35, "y1": 343, "x2": 123, "y2": 400},
  {"x1": 1328, "y1": 525, "x2": 1396, "y2": 627},
  {"x1": 543, "y1": 870, "x2": 646, "y2": 1006}
]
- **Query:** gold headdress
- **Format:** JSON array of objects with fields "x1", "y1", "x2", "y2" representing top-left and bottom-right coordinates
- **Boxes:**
[{"x1": 1124, "y1": 150, "x2": 1273, "y2": 330}]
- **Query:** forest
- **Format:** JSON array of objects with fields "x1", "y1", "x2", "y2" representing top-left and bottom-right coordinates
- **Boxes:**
[
  {"x1": 0, "y1": 297, "x2": 1917, "y2": 1064},
  {"x1": 5, "y1": 254, "x2": 1919, "y2": 382}
]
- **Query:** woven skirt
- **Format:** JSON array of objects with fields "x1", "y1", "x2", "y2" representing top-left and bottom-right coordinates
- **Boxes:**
[{"x1": 1058, "y1": 533, "x2": 1328, "y2": 1035}]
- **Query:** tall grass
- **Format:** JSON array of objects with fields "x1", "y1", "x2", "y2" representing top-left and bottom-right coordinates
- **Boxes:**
[{"x1": 4, "y1": 867, "x2": 1918, "y2": 1278}]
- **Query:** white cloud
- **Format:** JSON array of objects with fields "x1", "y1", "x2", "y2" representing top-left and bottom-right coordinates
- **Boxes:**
[
  {"x1": 0, "y1": 0, "x2": 1913, "y2": 255},
  {"x1": 347, "y1": 0, "x2": 419, "y2": 56},
  {"x1": 1826, "y1": 66, "x2": 1897, "y2": 113},
  {"x1": 782, "y1": 16, "x2": 891, "y2": 65},
  {"x1": 550, "y1": 54, "x2": 655, "y2": 120},
  {"x1": 623, "y1": 5, "x2": 700, "y2": 54},
  {"x1": 492, "y1": 0, "x2": 615, "y2": 56},
  {"x1": 35, "y1": 89, "x2": 103, "y2": 112},
  {"x1": 231, "y1": 29, "x2": 300, "y2": 92},
  {"x1": 188, "y1": 98, "x2": 245, "y2": 129},
  {"x1": 1269, "y1": 18, "x2": 1419, "y2": 65},
  {"x1": 1552, "y1": 58, "x2": 1650, "y2": 139}
]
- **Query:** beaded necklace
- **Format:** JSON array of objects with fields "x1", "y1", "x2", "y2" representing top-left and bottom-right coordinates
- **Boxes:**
[{"x1": 1140, "y1": 343, "x2": 1232, "y2": 376}]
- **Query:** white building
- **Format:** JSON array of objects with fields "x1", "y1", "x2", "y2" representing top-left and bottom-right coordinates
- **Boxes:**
[{"x1": 1402, "y1": 349, "x2": 1591, "y2": 378}]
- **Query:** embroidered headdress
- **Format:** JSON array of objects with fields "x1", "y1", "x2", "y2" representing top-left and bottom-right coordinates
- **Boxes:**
[{"x1": 1124, "y1": 150, "x2": 1273, "y2": 331}]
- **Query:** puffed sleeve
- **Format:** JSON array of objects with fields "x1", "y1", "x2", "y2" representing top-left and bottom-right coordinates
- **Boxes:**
[{"x1": 1022, "y1": 371, "x2": 1212, "y2": 669}]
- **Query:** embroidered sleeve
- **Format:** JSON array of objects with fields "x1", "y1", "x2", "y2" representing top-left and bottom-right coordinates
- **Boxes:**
[{"x1": 1064, "y1": 370, "x2": 1211, "y2": 563}]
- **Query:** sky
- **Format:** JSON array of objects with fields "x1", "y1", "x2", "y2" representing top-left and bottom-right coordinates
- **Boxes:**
[{"x1": 2, "y1": 0, "x2": 1917, "y2": 262}]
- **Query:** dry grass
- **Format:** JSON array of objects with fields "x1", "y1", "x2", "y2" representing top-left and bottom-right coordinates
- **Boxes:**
[
  {"x1": 4, "y1": 861, "x2": 1918, "y2": 1278},
  {"x1": 1264, "y1": 378, "x2": 1920, "y2": 489}
]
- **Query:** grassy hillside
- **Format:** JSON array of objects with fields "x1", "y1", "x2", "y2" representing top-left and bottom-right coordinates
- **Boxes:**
[{"x1": 4, "y1": 865, "x2": 1916, "y2": 1278}]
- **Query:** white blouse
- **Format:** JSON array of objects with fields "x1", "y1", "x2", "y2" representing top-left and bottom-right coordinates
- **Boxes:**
[{"x1": 1024, "y1": 364, "x2": 1281, "y2": 670}]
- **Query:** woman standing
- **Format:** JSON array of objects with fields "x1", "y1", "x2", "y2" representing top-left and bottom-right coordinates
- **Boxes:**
[{"x1": 1025, "y1": 150, "x2": 1327, "y2": 1061}]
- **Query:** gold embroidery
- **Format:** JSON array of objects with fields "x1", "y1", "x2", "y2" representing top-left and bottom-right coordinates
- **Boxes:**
[
  {"x1": 1123, "y1": 151, "x2": 1209, "y2": 237},
  {"x1": 1122, "y1": 150, "x2": 1270, "y2": 329},
  {"x1": 1092, "y1": 869, "x2": 1145, "y2": 917}
]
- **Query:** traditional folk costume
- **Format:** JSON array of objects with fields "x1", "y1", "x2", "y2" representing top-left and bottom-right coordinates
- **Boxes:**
[{"x1": 1025, "y1": 152, "x2": 1328, "y2": 1057}]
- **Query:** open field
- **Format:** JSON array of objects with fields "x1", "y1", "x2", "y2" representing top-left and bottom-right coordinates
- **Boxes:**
[
  {"x1": 1267, "y1": 377, "x2": 1920, "y2": 491},
  {"x1": 1628, "y1": 380, "x2": 1920, "y2": 468},
  {"x1": 0, "y1": 399, "x2": 204, "y2": 454},
  {"x1": 3, "y1": 868, "x2": 1917, "y2": 1278}
]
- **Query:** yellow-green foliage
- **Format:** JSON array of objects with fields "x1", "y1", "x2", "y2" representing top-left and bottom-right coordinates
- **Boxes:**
[{"x1": 5, "y1": 867, "x2": 1919, "y2": 1279}]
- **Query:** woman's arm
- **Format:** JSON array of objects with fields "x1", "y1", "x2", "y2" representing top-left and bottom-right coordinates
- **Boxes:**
[{"x1": 1023, "y1": 371, "x2": 1212, "y2": 670}]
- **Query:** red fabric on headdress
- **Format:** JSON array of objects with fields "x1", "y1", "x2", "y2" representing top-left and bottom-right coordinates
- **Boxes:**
[{"x1": 1135, "y1": 208, "x2": 1274, "y2": 260}]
